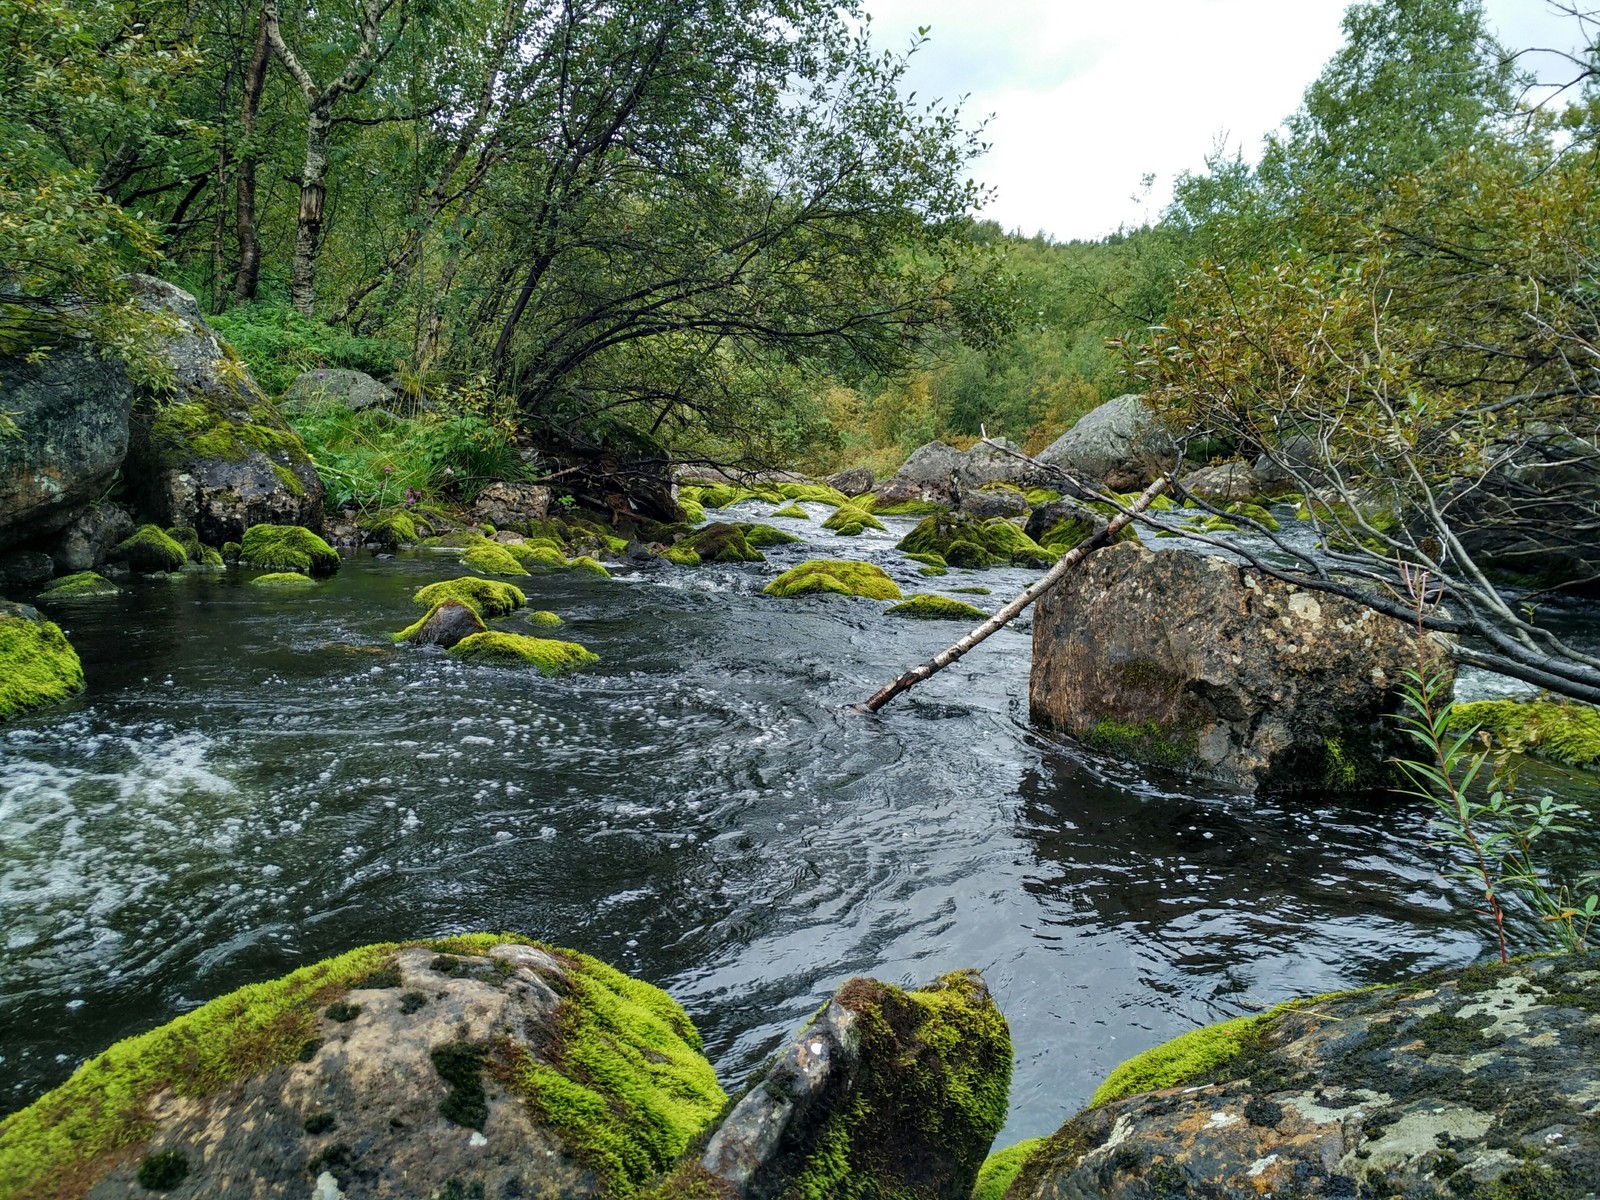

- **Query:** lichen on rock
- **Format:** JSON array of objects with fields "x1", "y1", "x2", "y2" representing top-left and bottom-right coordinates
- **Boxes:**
[
  {"x1": 763, "y1": 560, "x2": 903, "y2": 600},
  {"x1": 0, "y1": 602, "x2": 85, "y2": 720},
  {"x1": 447, "y1": 631, "x2": 599, "y2": 674},
  {"x1": 239, "y1": 523, "x2": 340, "y2": 576}
]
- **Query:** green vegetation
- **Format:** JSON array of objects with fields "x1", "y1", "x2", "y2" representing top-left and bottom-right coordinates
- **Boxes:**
[
  {"x1": 413, "y1": 577, "x2": 527, "y2": 618},
  {"x1": 239, "y1": 525, "x2": 340, "y2": 576},
  {"x1": 683, "y1": 524, "x2": 764, "y2": 564},
  {"x1": 528, "y1": 611, "x2": 564, "y2": 628},
  {"x1": 1082, "y1": 719, "x2": 1197, "y2": 772},
  {"x1": 1448, "y1": 699, "x2": 1600, "y2": 770},
  {"x1": 885, "y1": 594, "x2": 987, "y2": 621},
  {"x1": 897, "y1": 514, "x2": 1054, "y2": 569},
  {"x1": 447, "y1": 632, "x2": 599, "y2": 675},
  {"x1": 1090, "y1": 1016, "x2": 1264, "y2": 1107},
  {"x1": 462, "y1": 543, "x2": 531, "y2": 577},
  {"x1": 210, "y1": 305, "x2": 400, "y2": 397},
  {"x1": 0, "y1": 609, "x2": 85, "y2": 719},
  {"x1": 763, "y1": 561, "x2": 903, "y2": 601},
  {"x1": 36, "y1": 573, "x2": 120, "y2": 600},
  {"x1": 822, "y1": 505, "x2": 887, "y2": 536},
  {"x1": 248, "y1": 572, "x2": 316, "y2": 588},
  {"x1": 972, "y1": 1139, "x2": 1046, "y2": 1200},
  {"x1": 113, "y1": 525, "x2": 188, "y2": 574}
]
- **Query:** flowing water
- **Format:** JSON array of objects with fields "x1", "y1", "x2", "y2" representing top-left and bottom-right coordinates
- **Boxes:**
[{"x1": 2, "y1": 503, "x2": 1596, "y2": 1142}]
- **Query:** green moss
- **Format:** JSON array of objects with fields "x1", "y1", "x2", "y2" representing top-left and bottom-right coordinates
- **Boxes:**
[
  {"x1": 1082, "y1": 718, "x2": 1196, "y2": 771},
  {"x1": 36, "y1": 572, "x2": 120, "y2": 600},
  {"x1": 113, "y1": 525, "x2": 188, "y2": 573},
  {"x1": 951, "y1": 586, "x2": 990, "y2": 595},
  {"x1": 239, "y1": 524, "x2": 339, "y2": 576},
  {"x1": 1227, "y1": 501, "x2": 1281, "y2": 532},
  {"x1": 165, "y1": 526, "x2": 201, "y2": 559},
  {"x1": 885, "y1": 594, "x2": 988, "y2": 621},
  {"x1": 507, "y1": 543, "x2": 570, "y2": 569},
  {"x1": 946, "y1": 540, "x2": 996, "y2": 569},
  {"x1": 1024, "y1": 488, "x2": 1062, "y2": 507},
  {"x1": 144, "y1": 398, "x2": 311, "y2": 471},
  {"x1": 462, "y1": 543, "x2": 531, "y2": 577},
  {"x1": 1091, "y1": 1015, "x2": 1265, "y2": 1107},
  {"x1": 684, "y1": 523, "x2": 764, "y2": 563},
  {"x1": 918, "y1": 565, "x2": 948, "y2": 577},
  {"x1": 897, "y1": 514, "x2": 1053, "y2": 569},
  {"x1": 775, "y1": 482, "x2": 851, "y2": 507},
  {"x1": 763, "y1": 560, "x2": 903, "y2": 600},
  {"x1": 822, "y1": 505, "x2": 887, "y2": 536},
  {"x1": 447, "y1": 632, "x2": 599, "y2": 674},
  {"x1": 739, "y1": 523, "x2": 801, "y2": 548},
  {"x1": 568, "y1": 555, "x2": 612, "y2": 578},
  {"x1": 269, "y1": 462, "x2": 306, "y2": 497},
  {"x1": 678, "y1": 497, "x2": 707, "y2": 524},
  {"x1": 783, "y1": 972, "x2": 1010, "y2": 1200},
  {"x1": 413, "y1": 576, "x2": 526, "y2": 618},
  {"x1": 195, "y1": 545, "x2": 225, "y2": 568},
  {"x1": 1448, "y1": 698, "x2": 1600, "y2": 768},
  {"x1": 221, "y1": 541, "x2": 241, "y2": 563},
  {"x1": 249, "y1": 572, "x2": 316, "y2": 588},
  {"x1": 508, "y1": 950, "x2": 727, "y2": 1197},
  {"x1": 432, "y1": 1041, "x2": 490, "y2": 1129},
  {"x1": 903, "y1": 552, "x2": 947, "y2": 569},
  {"x1": 661, "y1": 545, "x2": 701, "y2": 566},
  {"x1": 391, "y1": 601, "x2": 486, "y2": 643},
  {"x1": 528, "y1": 610, "x2": 564, "y2": 628},
  {"x1": 363, "y1": 510, "x2": 418, "y2": 548},
  {"x1": 871, "y1": 499, "x2": 949, "y2": 516},
  {"x1": 972, "y1": 1139, "x2": 1046, "y2": 1200},
  {"x1": 0, "y1": 610, "x2": 85, "y2": 719},
  {"x1": 696, "y1": 483, "x2": 748, "y2": 509},
  {"x1": 770, "y1": 504, "x2": 810, "y2": 520}
]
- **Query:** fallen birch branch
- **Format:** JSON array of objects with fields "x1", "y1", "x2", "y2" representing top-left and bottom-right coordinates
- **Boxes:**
[{"x1": 857, "y1": 473, "x2": 1170, "y2": 713}]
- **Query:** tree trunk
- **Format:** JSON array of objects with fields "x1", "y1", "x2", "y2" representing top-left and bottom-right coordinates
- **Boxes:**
[
  {"x1": 232, "y1": 5, "x2": 271, "y2": 303},
  {"x1": 290, "y1": 107, "x2": 331, "y2": 316}
]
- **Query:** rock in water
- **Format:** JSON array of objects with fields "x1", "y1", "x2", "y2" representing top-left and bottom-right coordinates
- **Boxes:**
[
  {"x1": 825, "y1": 466, "x2": 875, "y2": 497},
  {"x1": 0, "y1": 600, "x2": 84, "y2": 720},
  {"x1": 874, "y1": 440, "x2": 967, "y2": 507},
  {"x1": 1035, "y1": 394, "x2": 1175, "y2": 493},
  {"x1": 1030, "y1": 542, "x2": 1450, "y2": 793},
  {"x1": 395, "y1": 600, "x2": 487, "y2": 648},
  {"x1": 0, "y1": 938, "x2": 728, "y2": 1199},
  {"x1": 1001, "y1": 957, "x2": 1600, "y2": 1200}
]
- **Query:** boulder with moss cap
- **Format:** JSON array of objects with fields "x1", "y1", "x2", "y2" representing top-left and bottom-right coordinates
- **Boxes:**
[
  {"x1": 110, "y1": 524, "x2": 189, "y2": 573},
  {"x1": 413, "y1": 576, "x2": 526, "y2": 618},
  {"x1": 462, "y1": 542, "x2": 531, "y2": 577},
  {"x1": 394, "y1": 600, "x2": 486, "y2": 648},
  {"x1": 36, "y1": 572, "x2": 121, "y2": 601},
  {"x1": 447, "y1": 631, "x2": 599, "y2": 674},
  {"x1": 0, "y1": 601, "x2": 85, "y2": 720},
  {"x1": 683, "y1": 522, "x2": 764, "y2": 563},
  {"x1": 763, "y1": 560, "x2": 903, "y2": 600},
  {"x1": 997, "y1": 957, "x2": 1600, "y2": 1200},
  {"x1": 886, "y1": 594, "x2": 988, "y2": 621},
  {"x1": 239, "y1": 523, "x2": 340, "y2": 576}
]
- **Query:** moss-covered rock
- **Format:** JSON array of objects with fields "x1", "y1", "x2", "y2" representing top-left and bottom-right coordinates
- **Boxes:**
[
  {"x1": 392, "y1": 600, "x2": 487, "y2": 648},
  {"x1": 36, "y1": 572, "x2": 120, "y2": 600},
  {"x1": 763, "y1": 560, "x2": 902, "y2": 600},
  {"x1": 769, "y1": 503, "x2": 811, "y2": 520},
  {"x1": 528, "y1": 610, "x2": 564, "y2": 628},
  {"x1": 1448, "y1": 697, "x2": 1600, "y2": 768},
  {"x1": 462, "y1": 542, "x2": 532, "y2": 577},
  {"x1": 412, "y1": 576, "x2": 527, "y2": 618},
  {"x1": 567, "y1": 555, "x2": 611, "y2": 578},
  {"x1": 903, "y1": 551, "x2": 948, "y2": 569},
  {"x1": 447, "y1": 631, "x2": 599, "y2": 674},
  {"x1": 886, "y1": 594, "x2": 988, "y2": 621},
  {"x1": 738, "y1": 523, "x2": 801, "y2": 548},
  {"x1": 919, "y1": 565, "x2": 949, "y2": 577},
  {"x1": 239, "y1": 524, "x2": 340, "y2": 576},
  {"x1": 898, "y1": 513, "x2": 1053, "y2": 569},
  {"x1": 775, "y1": 481, "x2": 851, "y2": 507},
  {"x1": 0, "y1": 602, "x2": 85, "y2": 719},
  {"x1": 973, "y1": 1139, "x2": 1046, "y2": 1200},
  {"x1": 660, "y1": 544, "x2": 701, "y2": 566},
  {"x1": 507, "y1": 542, "x2": 570, "y2": 569},
  {"x1": 362, "y1": 509, "x2": 419, "y2": 548},
  {"x1": 683, "y1": 522, "x2": 764, "y2": 564},
  {"x1": 221, "y1": 540, "x2": 241, "y2": 563},
  {"x1": 872, "y1": 498, "x2": 950, "y2": 517},
  {"x1": 164, "y1": 525, "x2": 202, "y2": 560},
  {"x1": 112, "y1": 524, "x2": 188, "y2": 573},
  {"x1": 677, "y1": 497, "x2": 707, "y2": 524},
  {"x1": 0, "y1": 936, "x2": 727, "y2": 1200},
  {"x1": 823, "y1": 504, "x2": 888, "y2": 536},
  {"x1": 249, "y1": 571, "x2": 316, "y2": 587}
]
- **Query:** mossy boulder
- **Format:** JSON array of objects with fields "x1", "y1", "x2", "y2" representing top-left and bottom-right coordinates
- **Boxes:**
[
  {"x1": 774, "y1": 481, "x2": 851, "y2": 507},
  {"x1": 698, "y1": 971, "x2": 1010, "y2": 1200},
  {"x1": 886, "y1": 594, "x2": 988, "y2": 621},
  {"x1": 873, "y1": 498, "x2": 950, "y2": 517},
  {"x1": 1004, "y1": 958, "x2": 1600, "y2": 1200},
  {"x1": 898, "y1": 513, "x2": 1054, "y2": 569},
  {"x1": 393, "y1": 600, "x2": 487, "y2": 648},
  {"x1": 660, "y1": 544, "x2": 701, "y2": 566},
  {"x1": 677, "y1": 496, "x2": 707, "y2": 524},
  {"x1": 361, "y1": 509, "x2": 420, "y2": 548},
  {"x1": 462, "y1": 542, "x2": 532, "y2": 577},
  {"x1": 447, "y1": 631, "x2": 599, "y2": 674},
  {"x1": 36, "y1": 572, "x2": 120, "y2": 601},
  {"x1": 239, "y1": 523, "x2": 340, "y2": 576},
  {"x1": 683, "y1": 522, "x2": 764, "y2": 564},
  {"x1": 508, "y1": 542, "x2": 570, "y2": 569},
  {"x1": 823, "y1": 504, "x2": 888, "y2": 536},
  {"x1": 1447, "y1": 697, "x2": 1600, "y2": 769},
  {"x1": 567, "y1": 555, "x2": 611, "y2": 578},
  {"x1": 763, "y1": 560, "x2": 903, "y2": 600},
  {"x1": 111, "y1": 524, "x2": 188, "y2": 573},
  {"x1": 249, "y1": 571, "x2": 316, "y2": 587},
  {"x1": 413, "y1": 576, "x2": 526, "y2": 618},
  {"x1": 769, "y1": 503, "x2": 810, "y2": 520},
  {"x1": 528, "y1": 610, "x2": 564, "y2": 628},
  {"x1": 0, "y1": 936, "x2": 727, "y2": 1200},
  {"x1": 0, "y1": 601, "x2": 85, "y2": 719},
  {"x1": 738, "y1": 522, "x2": 801, "y2": 548}
]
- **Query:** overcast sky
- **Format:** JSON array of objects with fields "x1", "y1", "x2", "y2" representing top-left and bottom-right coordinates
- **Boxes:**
[{"x1": 859, "y1": 0, "x2": 1594, "y2": 241}]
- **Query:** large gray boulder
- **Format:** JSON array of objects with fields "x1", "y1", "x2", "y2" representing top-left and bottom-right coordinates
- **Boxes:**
[
  {"x1": 1036, "y1": 394, "x2": 1175, "y2": 492},
  {"x1": 122, "y1": 276, "x2": 325, "y2": 544},
  {"x1": 1030, "y1": 542, "x2": 1450, "y2": 793},
  {"x1": 874, "y1": 440, "x2": 966, "y2": 506},
  {"x1": 280, "y1": 368, "x2": 395, "y2": 412},
  {"x1": 954, "y1": 437, "x2": 1041, "y2": 493},
  {"x1": 825, "y1": 466, "x2": 875, "y2": 497},
  {"x1": 999, "y1": 956, "x2": 1600, "y2": 1200},
  {"x1": 1178, "y1": 460, "x2": 1259, "y2": 503},
  {"x1": 47, "y1": 502, "x2": 136, "y2": 574},
  {"x1": 0, "y1": 333, "x2": 134, "y2": 551}
]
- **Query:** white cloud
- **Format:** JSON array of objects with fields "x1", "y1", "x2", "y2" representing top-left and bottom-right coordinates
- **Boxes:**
[{"x1": 861, "y1": 0, "x2": 1591, "y2": 241}]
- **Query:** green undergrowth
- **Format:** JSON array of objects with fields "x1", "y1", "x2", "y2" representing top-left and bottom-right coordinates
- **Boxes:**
[
  {"x1": 1448, "y1": 698, "x2": 1600, "y2": 769},
  {"x1": 509, "y1": 950, "x2": 727, "y2": 1197},
  {"x1": 412, "y1": 576, "x2": 526, "y2": 617},
  {"x1": 972, "y1": 1139, "x2": 1046, "y2": 1200},
  {"x1": 763, "y1": 560, "x2": 902, "y2": 600},
  {"x1": 113, "y1": 525, "x2": 188, "y2": 573},
  {"x1": 36, "y1": 573, "x2": 120, "y2": 600},
  {"x1": 447, "y1": 631, "x2": 599, "y2": 674},
  {"x1": 249, "y1": 571, "x2": 316, "y2": 588},
  {"x1": 239, "y1": 524, "x2": 340, "y2": 576},
  {"x1": 886, "y1": 594, "x2": 988, "y2": 621},
  {"x1": 0, "y1": 609, "x2": 85, "y2": 719},
  {"x1": 211, "y1": 301, "x2": 400, "y2": 396}
]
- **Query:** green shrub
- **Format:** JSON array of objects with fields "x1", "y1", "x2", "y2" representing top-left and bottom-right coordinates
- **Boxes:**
[{"x1": 211, "y1": 303, "x2": 400, "y2": 397}]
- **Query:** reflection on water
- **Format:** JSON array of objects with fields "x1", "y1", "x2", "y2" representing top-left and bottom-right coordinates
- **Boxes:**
[{"x1": 1, "y1": 506, "x2": 1592, "y2": 1142}]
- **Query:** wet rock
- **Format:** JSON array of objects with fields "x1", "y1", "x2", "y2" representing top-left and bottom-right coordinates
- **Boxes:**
[
  {"x1": 398, "y1": 600, "x2": 486, "y2": 649},
  {"x1": 0, "y1": 599, "x2": 83, "y2": 719},
  {"x1": 469, "y1": 481, "x2": 551, "y2": 531},
  {"x1": 0, "y1": 938, "x2": 727, "y2": 1200},
  {"x1": 1023, "y1": 499, "x2": 1108, "y2": 551},
  {"x1": 1030, "y1": 541, "x2": 1451, "y2": 793},
  {"x1": 47, "y1": 503, "x2": 136, "y2": 573},
  {"x1": 1177, "y1": 460, "x2": 1258, "y2": 504},
  {"x1": 0, "y1": 329, "x2": 134, "y2": 551},
  {"x1": 1035, "y1": 394, "x2": 1175, "y2": 492},
  {"x1": 825, "y1": 466, "x2": 875, "y2": 497},
  {"x1": 1004, "y1": 956, "x2": 1600, "y2": 1200},
  {"x1": 875, "y1": 440, "x2": 967, "y2": 507},
  {"x1": 0, "y1": 549, "x2": 55, "y2": 590},
  {"x1": 958, "y1": 486, "x2": 1030, "y2": 520},
  {"x1": 280, "y1": 368, "x2": 395, "y2": 412}
]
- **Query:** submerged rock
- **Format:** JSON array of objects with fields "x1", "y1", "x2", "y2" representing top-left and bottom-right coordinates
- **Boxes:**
[
  {"x1": 36, "y1": 572, "x2": 121, "y2": 601},
  {"x1": 886, "y1": 594, "x2": 988, "y2": 621},
  {"x1": 249, "y1": 571, "x2": 317, "y2": 587},
  {"x1": 447, "y1": 631, "x2": 599, "y2": 674},
  {"x1": 1030, "y1": 542, "x2": 1452, "y2": 793},
  {"x1": 0, "y1": 600, "x2": 84, "y2": 720},
  {"x1": 1001, "y1": 957, "x2": 1600, "y2": 1200}
]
